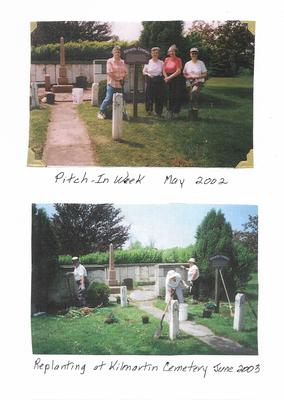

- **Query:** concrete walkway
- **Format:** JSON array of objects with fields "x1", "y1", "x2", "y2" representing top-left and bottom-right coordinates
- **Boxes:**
[
  {"x1": 43, "y1": 102, "x2": 96, "y2": 166},
  {"x1": 134, "y1": 299, "x2": 257, "y2": 355}
]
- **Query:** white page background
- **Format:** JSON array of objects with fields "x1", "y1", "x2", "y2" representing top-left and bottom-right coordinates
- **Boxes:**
[{"x1": 1, "y1": 0, "x2": 284, "y2": 399}]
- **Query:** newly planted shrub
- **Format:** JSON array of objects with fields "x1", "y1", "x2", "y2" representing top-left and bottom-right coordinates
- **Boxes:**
[{"x1": 86, "y1": 282, "x2": 110, "y2": 307}]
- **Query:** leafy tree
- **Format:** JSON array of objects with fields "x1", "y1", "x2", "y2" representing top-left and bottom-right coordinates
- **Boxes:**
[
  {"x1": 32, "y1": 204, "x2": 59, "y2": 312},
  {"x1": 210, "y1": 21, "x2": 255, "y2": 76},
  {"x1": 31, "y1": 21, "x2": 112, "y2": 46},
  {"x1": 233, "y1": 215, "x2": 258, "y2": 271},
  {"x1": 233, "y1": 215, "x2": 258, "y2": 254},
  {"x1": 185, "y1": 20, "x2": 254, "y2": 76},
  {"x1": 52, "y1": 204, "x2": 130, "y2": 255},
  {"x1": 139, "y1": 21, "x2": 186, "y2": 59}
]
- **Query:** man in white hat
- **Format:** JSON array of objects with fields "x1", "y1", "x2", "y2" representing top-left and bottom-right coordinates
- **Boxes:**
[
  {"x1": 70, "y1": 256, "x2": 88, "y2": 306},
  {"x1": 181, "y1": 257, "x2": 200, "y2": 294}
]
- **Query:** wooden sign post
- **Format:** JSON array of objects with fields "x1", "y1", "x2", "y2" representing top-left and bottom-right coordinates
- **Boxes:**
[
  {"x1": 209, "y1": 255, "x2": 230, "y2": 313},
  {"x1": 124, "y1": 46, "x2": 150, "y2": 118}
]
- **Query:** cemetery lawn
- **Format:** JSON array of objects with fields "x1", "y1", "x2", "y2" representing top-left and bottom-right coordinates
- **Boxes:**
[
  {"x1": 29, "y1": 105, "x2": 50, "y2": 156},
  {"x1": 78, "y1": 76, "x2": 253, "y2": 167},
  {"x1": 31, "y1": 304, "x2": 219, "y2": 355},
  {"x1": 154, "y1": 273, "x2": 258, "y2": 351}
]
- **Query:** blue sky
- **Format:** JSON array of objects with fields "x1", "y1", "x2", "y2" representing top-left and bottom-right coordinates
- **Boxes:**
[
  {"x1": 111, "y1": 21, "x2": 195, "y2": 41},
  {"x1": 37, "y1": 203, "x2": 257, "y2": 249}
]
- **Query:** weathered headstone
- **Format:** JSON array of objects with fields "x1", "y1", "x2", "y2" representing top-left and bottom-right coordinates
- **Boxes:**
[
  {"x1": 233, "y1": 293, "x2": 246, "y2": 331},
  {"x1": 91, "y1": 82, "x2": 99, "y2": 106},
  {"x1": 31, "y1": 82, "x2": 39, "y2": 109},
  {"x1": 52, "y1": 37, "x2": 73, "y2": 93},
  {"x1": 112, "y1": 93, "x2": 123, "y2": 140},
  {"x1": 179, "y1": 303, "x2": 188, "y2": 321},
  {"x1": 120, "y1": 286, "x2": 127, "y2": 307},
  {"x1": 169, "y1": 300, "x2": 179, "y2": 340},
  {"x1": 45, "y1": 74, "x2": 51, "y2": 91}
]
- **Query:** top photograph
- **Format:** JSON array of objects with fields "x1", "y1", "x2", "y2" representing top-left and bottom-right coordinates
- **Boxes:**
[{"x1": 28, "y1": 20, "x2": 255, "y2": 168}]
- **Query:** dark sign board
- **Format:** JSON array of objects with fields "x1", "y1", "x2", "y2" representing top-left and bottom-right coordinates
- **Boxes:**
[
  {"x1": 124, "y1": 46, "x2": 151, "y2": 64},
  {"x1": 209, "y1": 255, "x2": 230, "y2": 269}
]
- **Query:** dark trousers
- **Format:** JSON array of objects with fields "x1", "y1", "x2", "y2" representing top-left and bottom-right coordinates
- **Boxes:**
[
  {"x1": 166, "y1": 75, "x2": 182, "y2": 114},
  {"x1": 145, "y1": 76, "x2": 164, "y2": 115}
]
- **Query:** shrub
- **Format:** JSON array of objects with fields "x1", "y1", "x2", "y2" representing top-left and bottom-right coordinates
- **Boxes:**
[
  {"x1": 86, "y1": 282, "x2": 110, "y2": 307},
  {"x1": 98, "y1": 80, "x2": 107, "y2": 104}
]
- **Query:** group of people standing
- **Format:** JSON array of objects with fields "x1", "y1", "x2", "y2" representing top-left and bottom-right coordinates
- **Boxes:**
[{"x1": 97, "y1": 44, "x2": 207, "y2": 120}]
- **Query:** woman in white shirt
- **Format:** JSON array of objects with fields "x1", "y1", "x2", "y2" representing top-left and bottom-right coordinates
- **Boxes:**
[
  {"x1": 183, "y1": 47, "x2": 208, "y2": 118},
  {"x1": 165, "y1": 270, "x2": 189, "y2": 303},
  {"x1": 143, "y1": 47, "x2": 165, "y2": 117}
]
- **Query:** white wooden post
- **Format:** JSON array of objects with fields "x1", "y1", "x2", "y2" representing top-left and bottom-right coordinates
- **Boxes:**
[
  {"x1": 233, "y1": 293, "x2": 246, "y2": 331},
  {"x1": 169, "y1": 300, "x2": 179, "y2": 340},
  {"x1": 112, "y1": 93, "x2": 123, "y2": 141},
  {"x1": 120, "y1": 286, "x2": 127, "y2": 307},
  {"x1": 31, "y1": 82, "x2": 39, "y2": 109},
  {"x1": 91, "y1": 82, "x2": 99, "y2": 106}
]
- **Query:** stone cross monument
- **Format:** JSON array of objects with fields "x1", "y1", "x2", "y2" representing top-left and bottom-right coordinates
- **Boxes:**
[{"x1": 52, "y1": 37, "x2": 73, "y2": 93}]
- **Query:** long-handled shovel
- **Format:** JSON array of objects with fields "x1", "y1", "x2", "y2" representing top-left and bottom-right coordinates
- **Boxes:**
[{"x1": 154, "y1": 289, "x2": 175, "y2": 338}]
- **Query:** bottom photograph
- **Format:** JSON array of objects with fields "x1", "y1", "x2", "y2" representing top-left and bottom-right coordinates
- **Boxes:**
[{"x1": 31, "y1": 203, "x2": 258, "y2": 355}]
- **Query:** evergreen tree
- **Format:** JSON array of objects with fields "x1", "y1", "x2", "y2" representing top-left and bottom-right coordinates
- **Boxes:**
[
  {"x1": 139, "y1": 21, "x2": 186, "y2": 59},
  {"x1": 194, "y1": 209, "x2": 237, "y2": 298},
  {"x1": 52, "y1": 204, "x2": 130, "y2": 255},
  {"x1": 31, "y1": 21, "x2": 112, "y2": 45},
  {"x1": 32, "y1": 204, "x2": 59, "y2": 312}
]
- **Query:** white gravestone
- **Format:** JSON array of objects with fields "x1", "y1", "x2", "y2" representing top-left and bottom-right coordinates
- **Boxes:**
[
  {"x1": 112, "y1": 93, "x2": 123, "y2": 141},
  {"x1": 31, "y1": 82, "x2": 39, "y2": 109},
  {"x1": 120, "y1": 286, "x2": 127, "y2": 307},
  {"x1": 233, "y1": 293, "x2": 246, "y2": 331},
  {"x1": 169, "y1": 300, "x2": 179, "y2": 340},
  {"x1": 91, "y1": 83, "x2": 99, "y2": 106}
]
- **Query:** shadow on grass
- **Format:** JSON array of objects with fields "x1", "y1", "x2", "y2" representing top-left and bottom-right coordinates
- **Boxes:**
[{"x1": 118, "y1": 139, "x2": 145, "y2": 148}]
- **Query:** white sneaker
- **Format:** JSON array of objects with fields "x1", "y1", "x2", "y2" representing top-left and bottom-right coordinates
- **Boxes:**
[{"x1": 97, "y1": 112, "x2": 106, "y2": 120}]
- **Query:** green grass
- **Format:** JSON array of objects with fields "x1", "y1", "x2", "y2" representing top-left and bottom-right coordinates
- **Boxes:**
[
  {"x1": 31, "y1": 304, "x2": 219, "y2": 355},
  {"x1": 154, "y1": 273, "x2": 258, "y2": 351},
  {"x1": 78, "y1": 76, "x2": 253, "y2": 167},
  {"x1": 29, "y1": 105, "x2": 50, "y2": 157}
]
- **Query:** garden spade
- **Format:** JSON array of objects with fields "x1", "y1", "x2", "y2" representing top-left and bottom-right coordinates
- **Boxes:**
[{"x1": 154, "y1": 289, "x2": 175, "y2": 338}]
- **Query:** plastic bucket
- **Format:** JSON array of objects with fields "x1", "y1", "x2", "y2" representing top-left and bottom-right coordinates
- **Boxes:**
[
  {"x1": 179, "y1": 303, "x2": 188, "y2": 321},
  {"x1": 72, "y1": 88, "x2": 84, "y2": 104}
]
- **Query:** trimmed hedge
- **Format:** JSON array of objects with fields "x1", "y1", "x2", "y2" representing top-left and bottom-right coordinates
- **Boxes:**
[
  {"x1": 59, "y1": 246, "x2": 195, "y2": 266},
  {"x1": 31, "y1": 40, "x2": 135, "y2": 62}
]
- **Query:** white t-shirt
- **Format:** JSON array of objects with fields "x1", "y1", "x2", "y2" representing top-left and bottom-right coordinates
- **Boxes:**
[
  {"x1": 143, "y1": 59, "x2": 164, "y2": 77},
  {"x1": 187, "y1": 264, "x2": 199, "y2": 281},
  {"x1": 183, "y1": 60, "x2": 207, "y2": 83},
  {"x1": 73, "y1": 264, "x2": 87, "y2": 282}
]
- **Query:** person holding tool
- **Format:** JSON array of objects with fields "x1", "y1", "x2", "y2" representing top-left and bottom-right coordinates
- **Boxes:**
[
  {"x1": 66, "y1": 256, "x2": 88, "y2": 307},
  {"x1": 163, "y1": 44, "x2": 183, "y2": 119},
  {"x1": 165, "y1": 269, "x2": 189, "y2": 303},
  {"x1": 183, "y1": 47, "x2": 207, "y2": 119},
  {"x1": 97, "y1": 45, "x2": 128, "y2": 120},
  {"x1": 142, "y1": 47, "x2": 165, "y2": 117},
  {"x1": 181, "y1": 257, "x2": 200, "y2": 296}
]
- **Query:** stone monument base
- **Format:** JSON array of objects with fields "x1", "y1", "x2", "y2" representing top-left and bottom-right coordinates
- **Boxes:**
[
  {"x1": 52, "y1": 85, "x2": 73, "y2": 93},
  {"x1": 109, "y1": 286, "x2": 120, "y2": 294}
]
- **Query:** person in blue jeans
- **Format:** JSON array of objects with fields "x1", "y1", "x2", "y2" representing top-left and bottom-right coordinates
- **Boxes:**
[{"x1": 98, "y1": 46, "x2": 128, "y2": 119}]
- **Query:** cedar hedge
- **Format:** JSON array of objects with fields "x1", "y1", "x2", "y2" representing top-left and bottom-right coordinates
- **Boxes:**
[{"x1": 31, "y1": 40, "x2": 135, "y2": 63}]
